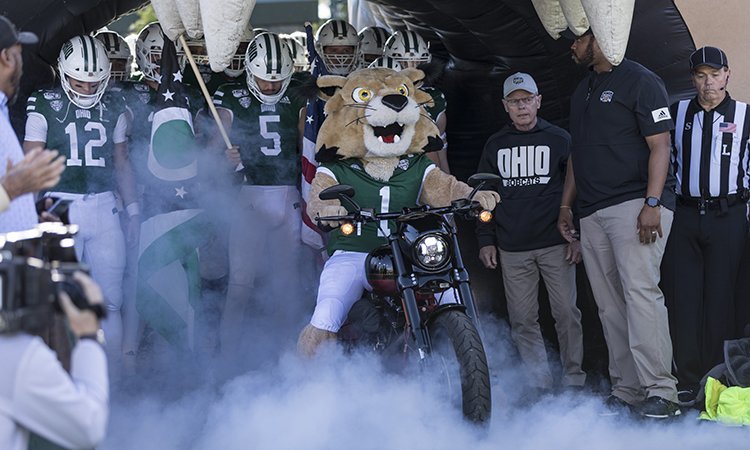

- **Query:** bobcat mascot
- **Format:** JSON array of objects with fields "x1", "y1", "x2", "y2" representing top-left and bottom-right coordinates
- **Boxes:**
[{"x1": 298, "y1": 68, "x2": 500, "y2": 355}]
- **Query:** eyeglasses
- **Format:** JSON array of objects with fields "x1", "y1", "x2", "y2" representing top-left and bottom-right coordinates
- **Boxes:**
[{"x1": 504, "y1": 96, "x2": 538, "y2": 107}]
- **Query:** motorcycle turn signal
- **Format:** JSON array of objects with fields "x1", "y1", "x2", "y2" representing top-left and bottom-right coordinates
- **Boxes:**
[
  {"x1": 340, "y1": 222, "x2": 355, "y2": 236},
  {"x1": 479, "y1": 210, "x2": 493, "y2": 223}
]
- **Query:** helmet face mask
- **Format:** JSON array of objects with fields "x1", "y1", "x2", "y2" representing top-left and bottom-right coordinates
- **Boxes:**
[
  {"x1": 245, "y1": 32, "x2": 294, "y2": 105},
  {"x1": 225, "y1": 27, "x2": 255, "y2": 78},
  {"x1": 184, "y1": 38, "x2": 209, "y2": 66},
  {"x1": 58, "y1": 35, "x2": 111, "y2": 109},
  {"x1": 315, "y1": 19, "x2": 360, "y2": 75},
  {"x1": 225, "y1": 40, "x2": 252, "y2": 78},
  {"x1": 95, "y1": 31, "x2": 132, "y2": 81},
  {"x1": 384, "y1": 31, "x2": 432, "y2": 70}
]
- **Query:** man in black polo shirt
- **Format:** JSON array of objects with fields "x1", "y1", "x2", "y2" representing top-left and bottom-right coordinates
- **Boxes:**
[
  {"x1": 557, "y1": 28, "x2": 680, "y2": 418},
  {"x1": 477, "y1": 72, "x2": 586, "y2": 396},
  {"x1": 662, "y1": 47, "x2": 750, "y2": 405}
]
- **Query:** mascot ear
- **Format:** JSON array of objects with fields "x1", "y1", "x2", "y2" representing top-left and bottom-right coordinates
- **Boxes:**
[
  {"x1": 401, "y1": 68, "x2": 426, "y2": 88},
  {"x1": 317, "y1": 75, "x2": 348, "y2": 101}
]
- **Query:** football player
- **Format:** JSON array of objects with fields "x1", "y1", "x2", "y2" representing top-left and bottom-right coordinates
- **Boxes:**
[
  {"x1": 23, "y1": 35, "x2": 139, "y2": 363},
  {"x1": 280, "y1": 34, "x2": 310, "y2": 74},
  {"x1": 94, "y1": 30, "x2": 133, "y2": 84},
  {"x1": 211, "y1": 32, "x2": 306, "y2": 355},
  {"x1": 314, "y1": 19, "x2": 360, "y2": 76},
  {"x1": 357, "y1": 26, "x2": 390, "y2": 68},
  {"x1": 384, "y1": 30, "x2": 450, "y2": 173}
]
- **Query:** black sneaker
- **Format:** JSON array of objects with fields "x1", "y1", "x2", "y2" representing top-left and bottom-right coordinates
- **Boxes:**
[
  {"x1": 639, "y1": 396, "x2": 682, "y2": 419},
  {"x1": 600, "y1": 394, "x2": 633, "y2": 417}
]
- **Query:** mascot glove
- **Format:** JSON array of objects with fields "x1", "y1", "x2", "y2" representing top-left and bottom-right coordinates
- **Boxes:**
[
  {"x1": 318, "y1": 205, "x2": 349, "y2": 227},
  {"x1": 474, "y1": 191, "x2": 501, "y2": 211}
]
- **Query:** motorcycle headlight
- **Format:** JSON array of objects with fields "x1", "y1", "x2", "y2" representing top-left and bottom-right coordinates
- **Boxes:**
[{"x1": 414, "y1": 234, "x2": 449, "y2": 270}]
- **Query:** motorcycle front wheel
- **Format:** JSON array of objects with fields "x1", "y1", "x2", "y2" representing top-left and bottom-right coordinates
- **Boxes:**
[{"x1": 427, "y1": 309, "x2": 491, "y2": 424}]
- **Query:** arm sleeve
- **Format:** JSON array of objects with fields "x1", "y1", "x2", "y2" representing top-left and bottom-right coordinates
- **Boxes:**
[
  {"x1": 23, "y1": 113, "x2": 48, "y2": 143},
  {"x1": 11, "y1": 338, "x2": 109, "y2": 449},
  {"x1": 113, "y1": 112, "x2": 128, "y2": 144},
  {"x1": 634, "y1": 73, "x2": 675, "y2": 137},
  {"x1": 475, "y1": 137, "x2": 498, "y2": 248}
]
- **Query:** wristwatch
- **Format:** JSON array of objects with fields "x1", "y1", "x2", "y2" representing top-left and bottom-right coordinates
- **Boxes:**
[
  {"x1": 79, "y1": 329, "x2": 106, "y2": 346},
  {"x1": 644, "y1": 196, "x2": 661, "y2": 208}
]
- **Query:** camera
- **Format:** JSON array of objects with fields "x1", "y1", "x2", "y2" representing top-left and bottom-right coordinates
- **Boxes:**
[{"x1": 0, "y1": 223, "x2": 105, "y2": 334}]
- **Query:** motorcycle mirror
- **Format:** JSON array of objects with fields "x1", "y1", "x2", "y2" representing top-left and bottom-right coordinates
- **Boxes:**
[
  {"x1": 467, "y1": 173, "x2": 501, "y2": 200},
  {"x1": 319, "y1": 184, "x2": 361, "y2": 212},
  {"x1": 319, "y1": 184, "x2": 355, "y2": 201},
  {"x1": 467, "y1": 173, "x2": 501, "y2": 188}
]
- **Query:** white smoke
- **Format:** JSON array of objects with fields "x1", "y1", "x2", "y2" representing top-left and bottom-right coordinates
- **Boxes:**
[{"x1": 100, "y1": 314, "x2": 750, "y2": 450}]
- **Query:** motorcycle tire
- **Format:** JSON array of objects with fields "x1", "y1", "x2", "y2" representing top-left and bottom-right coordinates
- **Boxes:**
[{"x1": 428, "y1": 309, "x2": 491, "y2": 424}]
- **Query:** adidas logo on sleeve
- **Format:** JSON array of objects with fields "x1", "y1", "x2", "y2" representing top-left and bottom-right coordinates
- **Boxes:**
[{"x1": 652, "y1": 107, "x2": 671, "y2": 123}]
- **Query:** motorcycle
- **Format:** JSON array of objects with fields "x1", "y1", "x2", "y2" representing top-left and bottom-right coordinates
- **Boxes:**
[{"x1": 316, "y1": 173, "x2": 499, "y2": 424}]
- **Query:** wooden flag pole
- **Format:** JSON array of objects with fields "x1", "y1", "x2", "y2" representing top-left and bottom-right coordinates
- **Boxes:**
[{"x1": 178, "y1": 34, "x2": 232, "y2": 150}]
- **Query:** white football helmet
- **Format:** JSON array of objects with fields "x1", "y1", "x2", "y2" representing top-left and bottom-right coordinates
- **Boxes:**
[
  {"x1": 314, "y1": 19, "x2": 360, "y2": 75},
  {"x1": 94, "y1": 31, "x2": 132, "y2": 81},
  {"x1": 225, "y1": 27, "x2": 255, "y2": 78},
  {"x1": 368, "y1": 56, "x2": 403, "y2": 71},
  {"x1": 384, "y1": 30, "x2": 432, "y2": 69},
  {"x1": 245, "y1": 32, "x2": 294, "y2": 105},
  {"x1": 281, "y1": 35, "x2": 309, "y2": 72},
  {"x1": 58, "y1": 35, "x2": 111, "y2": 109},
  {"x1": 358, "y1": 26, "x2": 390, "y2": 68},
  {"x1": 135, "y1": 22, "x2": 185, "y2": 82},
  {"x1": 289, "y1": 30, "x2": 307, "y2": 49}
]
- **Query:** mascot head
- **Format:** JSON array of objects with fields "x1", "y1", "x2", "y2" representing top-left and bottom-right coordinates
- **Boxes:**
[{"x1": 314, "y1": 68, "x2": 443, "y2": 164}]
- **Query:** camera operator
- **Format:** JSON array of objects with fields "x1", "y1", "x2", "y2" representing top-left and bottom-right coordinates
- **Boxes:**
[{"x1": 0, "y1": 272, "x2": 109, "y2": 450}]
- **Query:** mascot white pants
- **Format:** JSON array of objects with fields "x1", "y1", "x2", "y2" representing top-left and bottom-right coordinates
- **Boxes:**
[{"x1": 310, "y1": 250, "x2": 458, "y2": 332}]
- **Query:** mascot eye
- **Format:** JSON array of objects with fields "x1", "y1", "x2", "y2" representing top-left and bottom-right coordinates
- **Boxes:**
[
  {"x1": 397, "y1": 84, "x2": 409, "y2": 96},
  {"x1": 352, "y1": 88, "x2": 372, "y2": 103}
]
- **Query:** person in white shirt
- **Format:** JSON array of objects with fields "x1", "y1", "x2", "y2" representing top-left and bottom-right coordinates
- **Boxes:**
[
  {"x1": 0, "y1": 15, "x2": 64, "y2": 228},
  {"x1": 0, "y1": 271, "x2": 109, "y2": 450}
]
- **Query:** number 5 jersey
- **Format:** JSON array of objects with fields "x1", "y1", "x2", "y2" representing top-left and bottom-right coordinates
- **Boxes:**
[{"x1": 212, "y1": 81, "x2": 306, "y2": 186}]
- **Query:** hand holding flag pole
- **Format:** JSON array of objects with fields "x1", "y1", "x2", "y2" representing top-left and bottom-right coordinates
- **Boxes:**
[{"x1": 178, "y1": 34, "x2": 243, "y2": 172}]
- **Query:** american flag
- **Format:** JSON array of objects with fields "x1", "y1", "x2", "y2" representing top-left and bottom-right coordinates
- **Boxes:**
[
  {"x1": 719, "y1": 122, "x2": 737, "y2": 133},
  {"x1": 300, "y1": 23, "x2": 329, "y2": 250}
]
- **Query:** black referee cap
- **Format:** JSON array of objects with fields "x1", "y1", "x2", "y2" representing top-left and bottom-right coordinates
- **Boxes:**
[
  {"x1": 690, "y1": 46, "x2": 728, "y2": 70},
  {"x1": 0, "y1": 15, "x2": 38, "y2": 50}
]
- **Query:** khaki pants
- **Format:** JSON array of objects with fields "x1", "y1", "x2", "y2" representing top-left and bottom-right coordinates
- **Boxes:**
[
  {"x1": 500, "y1": 244, "x2": 586, "y2": 388},
  {"x1": 579, "y1": 198, "x2": 677, "y2": 403}
]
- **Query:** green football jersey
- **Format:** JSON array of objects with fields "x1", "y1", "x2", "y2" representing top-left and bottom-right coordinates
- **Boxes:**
[
  {"x1": 26, "y1": 87, "x2": 126, "y2": 194},
  {"x1": 118, "y1": 80, "x2": 157, "y2": 185},
  {"x1": 321, "y1": 154, "x2": 436, "y2": 255},
  {"x1": 422, "y1": 86, "x2": 447, "y2": 122},
  {"x1": 212, "y1": 81, "x2": 305, "y2": 186}
]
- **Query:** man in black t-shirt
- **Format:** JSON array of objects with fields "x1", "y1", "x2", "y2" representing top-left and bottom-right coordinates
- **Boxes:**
[
  {"x1": 557, "y1": 28, "x2": 680, "y2": 418},
  {"x1": 476, "y1": 73, "x2": 586, "y2": 395}
]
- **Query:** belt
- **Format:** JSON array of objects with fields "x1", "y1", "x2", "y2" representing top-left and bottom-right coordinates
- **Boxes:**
[{"x1": 677, "y1": 194, "x2": 746, "y2": 215}]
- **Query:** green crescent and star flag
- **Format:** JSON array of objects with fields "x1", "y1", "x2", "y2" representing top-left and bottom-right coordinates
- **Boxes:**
[{"x1": 137, "y1": 37, "x2": 209, "y2": 351}]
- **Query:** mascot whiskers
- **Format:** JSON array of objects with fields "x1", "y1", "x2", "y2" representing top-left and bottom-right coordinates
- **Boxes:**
[{"x1": 298, "y1": 67, "x2": 500, "y2": 355}]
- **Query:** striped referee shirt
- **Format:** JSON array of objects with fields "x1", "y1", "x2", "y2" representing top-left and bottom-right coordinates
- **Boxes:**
[{"x1": 671, "y1": 94, "x2": 750, "y2": 198}]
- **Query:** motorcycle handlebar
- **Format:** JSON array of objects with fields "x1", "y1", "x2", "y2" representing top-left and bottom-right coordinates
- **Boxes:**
[{"x1": 316, "y1": 200, "x2": 485, "y2": 226}]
